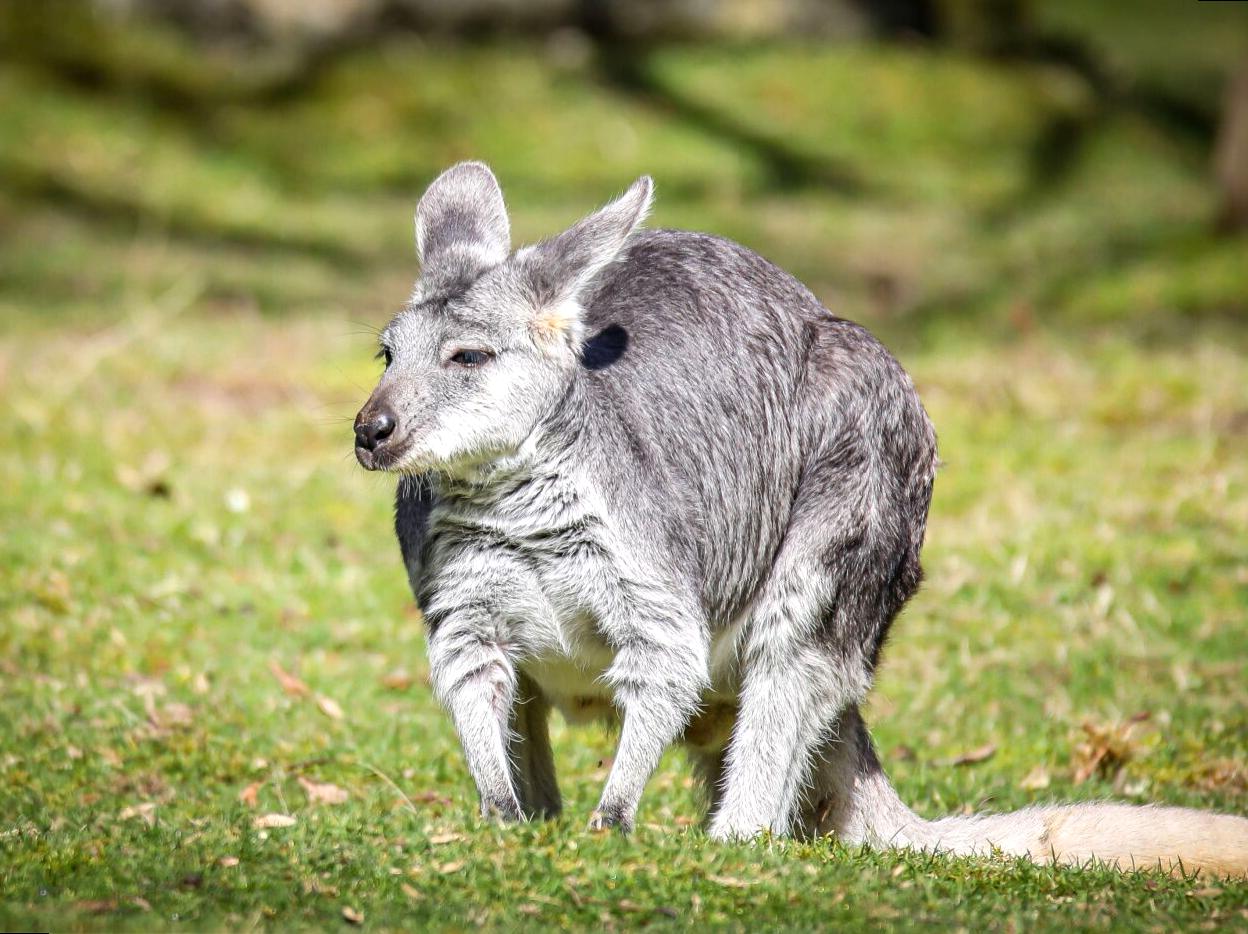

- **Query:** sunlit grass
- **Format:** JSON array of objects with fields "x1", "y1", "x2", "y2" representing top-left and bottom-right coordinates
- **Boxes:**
[
  {"x1": 2, "y1": 307, "x2": 1245, "y2": 929},
  {"x1": 1, "y1": 6, "x2": 1247, "y2": 928}
]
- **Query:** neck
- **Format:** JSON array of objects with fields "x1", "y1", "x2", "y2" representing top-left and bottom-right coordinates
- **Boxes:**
[
  {"x1": 433, "y1": 425, "x2": 548, "y2": 497},
  {"x1": 434, "y1": 373, "x2": 591, "y2": 498}
]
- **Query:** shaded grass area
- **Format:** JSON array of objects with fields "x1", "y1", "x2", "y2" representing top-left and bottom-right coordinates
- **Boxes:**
[
  {"x1": 2, "y1": 2, "x2": 1247, "y2": 340},
  {"x1": 2, "y1": 3, "x2": 1248, "y2": 929}
]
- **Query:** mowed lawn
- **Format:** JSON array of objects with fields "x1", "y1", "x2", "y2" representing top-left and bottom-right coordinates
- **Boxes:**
[{"x1": 2, "y1": 4, "x2": 1248, "y2": 929}]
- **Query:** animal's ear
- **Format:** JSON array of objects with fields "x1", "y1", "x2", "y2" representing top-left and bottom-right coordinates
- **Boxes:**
[
  {"x1": 415, "y1": 162, "x2": 510, "y2": 291},
  {"x1": 521, "y1": 176, "x2": 653, "y2": 344}
]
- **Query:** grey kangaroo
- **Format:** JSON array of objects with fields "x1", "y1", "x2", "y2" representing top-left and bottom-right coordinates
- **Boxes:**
[{"x1": 354, "y1": 162, "x2": 1248, "y2": 877}]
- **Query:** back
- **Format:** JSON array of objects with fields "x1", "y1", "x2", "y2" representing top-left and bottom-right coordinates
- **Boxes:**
[{"x1": 573, "y1": 229, "x2": 935, "y2": 625}]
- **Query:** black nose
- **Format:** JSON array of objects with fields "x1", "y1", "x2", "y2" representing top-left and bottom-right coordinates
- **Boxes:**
[{"x1": 355, "y1": 409, "x2": 396, "y2": 452}]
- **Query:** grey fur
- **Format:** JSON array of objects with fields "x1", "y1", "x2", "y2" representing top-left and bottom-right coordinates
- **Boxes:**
[
  {"x1": 352, "y1": 166, "x2": 1248, "y2": 877},
  {"x1": 358, "y1": 161, "x2": 936, "y2": 838},
  {"x1": 414, "y1": 162, "x2": 511, "y2": 294}
]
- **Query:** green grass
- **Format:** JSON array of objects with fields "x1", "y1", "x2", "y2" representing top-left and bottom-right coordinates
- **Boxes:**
[{"x1": 2, "y1": 4, "x2": 1248, "y2": 929}]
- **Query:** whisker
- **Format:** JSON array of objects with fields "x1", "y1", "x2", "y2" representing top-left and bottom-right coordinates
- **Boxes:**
[{"x1": 346, "y1": 320, "x2": 384, "y2": 338}]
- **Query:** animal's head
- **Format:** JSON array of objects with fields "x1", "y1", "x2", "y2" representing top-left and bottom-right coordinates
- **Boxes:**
[{"x1": 354, "y1": 162, "x2": 652, "y2": 476}]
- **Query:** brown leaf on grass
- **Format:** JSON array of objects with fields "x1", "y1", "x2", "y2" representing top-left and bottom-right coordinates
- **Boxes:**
[
  {"x1": 268, "y1": 660, "x2": 309, "y2": 697},
  {"x1": 428, "y1": 831, "x2": 463, "y2": 845},
  {"x1": 316, "y1": 695, "x2": 344, "y2": 720},
  {"x1": 617, "y1": 899, "x2": 676, "y2": 916},
  {"x1": 118, "y1": 802, "x2": 157, "y2": 826},
  {"x1": 1019, "y1": 765, "x2": 1051, "y2": 791},
  {"x1": 400, "y1": 883, "x2": 422, "y2": 900},
  {"x1": 1072, "y1": 716, "x2": 1148, "y2": 784},
  {"x1": 238, "y1": 781, "x2": 262, "y2": 807},
  {"x1": 155, "y1": 702, "x2": 194, "y2": 728},
  {"x1": 342, "y1": 906, "x2": 364, "y2": 925},
  {"x1": 1189, "y1": 759, "x2": 1248, "y2": 793},
  {"x1": 437, "y1": 860, "x2": 465, "y2": 874},
  {"x1": 131, "y1": 896, "x2": 152, "y2": 911},
  {"x1": 75, "y1": 899, "x2": 118, "y2": 914},
  {"x1": 936, "y1": 744, "x2": 997, "y2": 767},
  {"x1": 298, "y1": 776, "x2": 349, "y2": 805},
  {"x1": 381, "y1": 669, "x2": 415, "y2": 691},
  {"x1": 564, "y1": 878, "x2": 585, "y2": 908},
  {"x1": 130, "y1": 677, "x2": 166, "y2": 700},
  {"x1": 253, "y1": 813, "x2": 296, "y2": 829},
  {"x1": 707, "y1": 874, "x2": 758, "y2": 888},
  {"x1": 219, "y1": 856, "x2": 240, "y2": 867}
]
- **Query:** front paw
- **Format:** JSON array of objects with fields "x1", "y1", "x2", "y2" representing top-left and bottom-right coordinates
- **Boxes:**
[
  {"x1": 588, "y1": 803, "x2": 634, "y2": 834},
  {"x1": 480, "y1": 794, "x2": 524, "y2": 823},
  {"x1": 706, "y1": 815, "x2": 766, "y2": 843}
]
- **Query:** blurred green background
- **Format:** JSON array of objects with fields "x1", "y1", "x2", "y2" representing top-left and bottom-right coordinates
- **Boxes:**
[
  {"x1": 2, "y1": 1, "x2": 1247, "y2": 929},
  {"x1": 3, "y1": 0, "x2": 1247, "y2": 338}
]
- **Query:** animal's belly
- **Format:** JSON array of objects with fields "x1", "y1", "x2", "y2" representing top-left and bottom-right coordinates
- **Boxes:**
[
  {"x1": 522, "y1": 649, "x2": 739, "y2": 751},
  {"x1": 518, "y1": 589, "x2": 746, "y2": 747},
  {"x1": 522, "y1": 654, "x2": 616, "y2": 726}
]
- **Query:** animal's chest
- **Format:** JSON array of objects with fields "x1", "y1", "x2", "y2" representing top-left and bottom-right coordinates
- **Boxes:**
[
  {"x1": 515, "y1": 545, "x2": 628, "y2": 726},
  {"x1": 426, "y1": 484, "x2": 624, "y2": 713},
  {"x1": 518, "y1": 538, "x2": 622, "y2": 719}
]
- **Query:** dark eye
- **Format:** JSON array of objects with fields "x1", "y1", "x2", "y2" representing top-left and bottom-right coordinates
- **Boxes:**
[
  {"x1": 377, "y1": 345, "x2": 393, "y2": 367},
  {"x1": 449, "y1": 349, "x2": 492, "y2": 367}
]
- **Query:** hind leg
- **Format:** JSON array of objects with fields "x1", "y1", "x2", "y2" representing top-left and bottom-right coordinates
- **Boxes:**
[
  {"x1": 790, "y1": 710, "x2": 860, "y2": 840},
  {"x1": 791, "y1": 706, "x2": 921, "y2": 846},
  {"x1": 707, "y1": 621, "x2": 870, "y2": 839},
  {"x1": 708, "y1": 484, "x2": 919, "y2": 840},
  {"x1": 510, "y1": 672, "x2": 561, "y2": 819},
  {"x1": 689, "y1": 748, "x2": 727, "y2": 823},
  {"x1": 681, "y1": 701, "x2": 737, "y2": 824}
]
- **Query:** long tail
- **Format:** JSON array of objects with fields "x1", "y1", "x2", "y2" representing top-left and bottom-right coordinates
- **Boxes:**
[{"x1": 809, "y1": 710, "x2": 1248, "y2": 878}]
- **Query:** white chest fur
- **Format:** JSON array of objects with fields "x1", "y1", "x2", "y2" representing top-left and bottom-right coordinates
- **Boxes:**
[
  {"x1": 427, "y1": 468, "x2": 625, "y2": 714},
  {"x1": 426, "y1": 465, "x2": 742, "y2": 731}
]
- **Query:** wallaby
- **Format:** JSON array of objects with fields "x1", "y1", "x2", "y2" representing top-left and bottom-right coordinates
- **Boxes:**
[{"x1": 353, "y1": 162, "x2": 1248, "y2": 877}]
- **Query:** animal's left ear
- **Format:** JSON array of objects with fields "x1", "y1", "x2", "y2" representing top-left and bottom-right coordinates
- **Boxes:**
[{"x1": 521, "y1": 176, "x2": 653, "y2": 347}]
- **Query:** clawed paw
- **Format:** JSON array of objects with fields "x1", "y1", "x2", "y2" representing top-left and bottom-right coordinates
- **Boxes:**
[
  {"x1": 587, "y1": 806, "x2": 633, "y2": 834},
  {"x1": 480, "y1": 797, "x2": 524, "y2": 823}
]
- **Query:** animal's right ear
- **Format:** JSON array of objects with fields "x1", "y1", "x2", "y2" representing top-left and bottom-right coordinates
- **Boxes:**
[
  {"x1": 517, "y1": 176, "x2": 653, "y2": 350},
  {"x1": 414, "y1": 162, "x2": 510, "y2": 293}
]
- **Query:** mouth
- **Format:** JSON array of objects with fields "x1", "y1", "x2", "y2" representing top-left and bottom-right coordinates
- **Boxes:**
[{"x1": 354, "y1": 437, "x2": 411, "y2": 472}]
